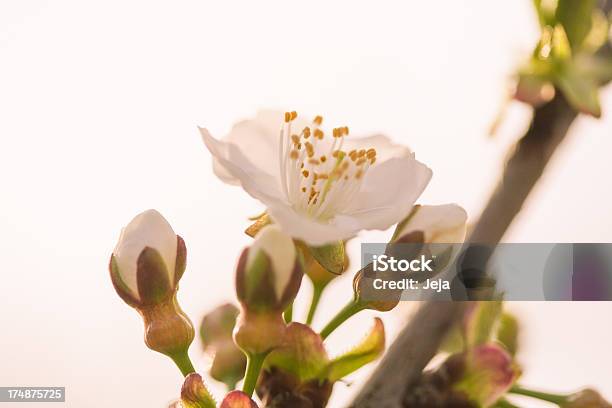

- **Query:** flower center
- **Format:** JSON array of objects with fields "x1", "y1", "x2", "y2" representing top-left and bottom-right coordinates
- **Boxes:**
[{"x1": 279, "y1": 111, "x2": 377, "y2": 221}]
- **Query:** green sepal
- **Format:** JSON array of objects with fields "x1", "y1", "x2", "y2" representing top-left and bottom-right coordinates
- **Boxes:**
[
  {"x1": 181, "y1": 373, "x2": 216, "y2": 408},
  {"x1": 136, "y1": 247, "x2": 173, "y2": 306},
  {"x1": 109, "y1": 254, "x2": 140, "y2": 307},
  {"x1": 264, "y1": 322, "x2": 330, "y2": 383},
  {"x1": 464, "y1": 300, "x2": 503, "y2": 348},
  {"x1": 555, "y1": 0, "x2": 596, "y2": 50},
  {"x1": 496, "y1": 313, "x2": 520, "y2": 356},
  {"x1": 555, "y1": 62, "x2": 602, "y2": 117},
  {"x1": 308, "y1": 241, "x2": 346, "y2": 275},
  {"x1": 323, "y1": 318, "x2": 385, "y2": 382}
]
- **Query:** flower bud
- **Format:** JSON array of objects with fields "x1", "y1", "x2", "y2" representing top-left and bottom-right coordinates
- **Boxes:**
[
  {"x1": 562, "y1": 389, "x2": 612, "y2": 408},
  {"x1": 220, "y1": 391, "x2": 259, "y2": 408},
  {"x1": 393, "y1": 204, "x2": 467, "y2": 246},
  {"x1": 258, "y1": 319, "x2": 384, "y2": 407},
  {"x1": 452, "y1": 344, "x2": 519, "y2": 407},
  {"x1": 234, "y1": 225, "x2": 302, "y2": 355},
  {"x1": 236, "y1": 225, "x2": 302, "y2": 313},
  {"x1": 109, "y1": 210, "x2": 194, "y2": 367},
  {"x1": 200, "y1": 304, "x2": 246, "y2": 389},
  {"x1": 110, "y1": 209, "x2": 186, "y2": 308},
  {"x1": 180, "y1": 373, "x2": 216, "y2": 408}
]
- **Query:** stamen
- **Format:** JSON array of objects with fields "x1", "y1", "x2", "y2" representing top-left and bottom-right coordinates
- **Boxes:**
[{"x1": 279, "y1": 111, "x2": 377, "y2": 220}]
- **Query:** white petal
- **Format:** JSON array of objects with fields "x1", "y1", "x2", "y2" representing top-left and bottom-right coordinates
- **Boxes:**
[
  {"x1": 342, "y1": 134, "x2": 413, "y2": 162},
  {"x1": 113, "y1": 209, "x2": 177, "y2": 299},
  {"x1": 199, "y1": 127, "x2": 286, "y2": 205},
  {"x1": 341, "y1": 156, "x2": 432, "y2": 231},
  {"x1": 267, "y1": 202, "x2": 357, "y2": 245},
  {"x1": 247, "y1": 224, "x2": 296, "y2": 299},
  {"x1": 396, "y1": 204, "x2": 468, "y2": 243},
  {"x1": 202, "y1": 110, "x2": 311, "y2": 186}
]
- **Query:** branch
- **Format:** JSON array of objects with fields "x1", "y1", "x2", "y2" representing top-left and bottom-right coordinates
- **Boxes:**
[
  {"x1": 351, "y1": 3, "x2": 612, "y2": 404},
  {"x1": 350, "y1": 95, "x2": 577, "y2": 408}
]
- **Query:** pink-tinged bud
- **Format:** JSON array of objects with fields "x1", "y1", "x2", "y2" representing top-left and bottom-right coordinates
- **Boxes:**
[
  {"x1": 562, "y1": 389, "x2": 612, "y2": 408},
  {"x1": 236, "y1": 225, "x2": 302, "y2": 313},
  {"x1": 234, "y1": 226, "x2": 302, "y2": 355},
  {"x1": 258, "y1": 320, "x2": 385, "y2": 407},
  {"x1": 453, "y1": 344, "x2": 520, "y2": 407},
  {"x1": 200, "y1": 304, "x2": 246, "y2": 389},
  {"x1": 180, "y1": 373, "x2": 216, "y2": 408},
  {"x1": 220, "y1": 390, "x2": 259, "y2": 408},
  {"x1": 109, "y1": 210, "x2": 194, "y2": 364},
  {"x1": 393, "y1": 204, "x2": 467, "y2": 245},
  {"x1": 515, "y1": 74, "x2": 555, "y2": 107},
  {"x1": 110, "y1": 209, "x2": 186, "y2": 308}
]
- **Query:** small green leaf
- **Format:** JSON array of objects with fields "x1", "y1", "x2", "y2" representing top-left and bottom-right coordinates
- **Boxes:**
[
  {"x1": 555, "y1": 62, "x2": 602, "y2": 117},
  {"x1": 556, "y1": 0, "x2": 596, "y2": 50},
  {"x1": 308, "y1": 241, "x2": 345, "y2": 275},
  {"x1": 464, "y1": 301, "x2": 503, "y2": 347},
  {"x1": 496, "y1": 313, "x2": 520, "y2": 356},
  {"x1": 552, "y1": 24, "x2": 572, "y2": 60},
  {"x1": 324, "y1": 318, "x2": 385, "y2": 382}
]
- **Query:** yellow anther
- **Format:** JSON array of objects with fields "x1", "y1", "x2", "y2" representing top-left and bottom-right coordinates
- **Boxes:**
[
  {"x1": 370, "y1": 157, "x2": 376, "y2": 165},
  {"x1": 343, "y1": 126, "x2": 349, "y2": 135},
  {"x1": 285, "y1": 111, "x2": 297, "y2": 122},
  {"x1": 313, "y1": 115, "x2": 323, "y2": 126},
  {"x1": 303, "y1": 127, "x2": 311, "y2": 138},
  {"x1": 355, "y1": 169, "x2": 363, "y2": 179},
  {"x1": 302, "y1": 169, "x2": 310, "y2": 178},
  {"x1": 305, "y1": 142, "x2": 315, "y2": 158},
  {"x1": 320, "y1": 155, "x2": 327, "y2": 163},
  {"x1": 314, "y1": 129, "x2": 324, "y2": 139},
  {"x1": 289, "y1": 150, "x2": 299, "y2": 160},
  {"x1": 358, "y1": 149, "x2": 366, "y2": 158},
  {"x1": 349, "y1": 150, "x2": 358, "y2": 161},
  {"x1": 302, "y1": 187, "x2": 307, "y2": 192},
  {"x1": 291, "y1": 134, "x2": 300, "y2": 144},
  {"x1": 356, "y1": 158, "x2": 367, "y2": 166},
  {"x1": 366, "y1": 148, "x2": 376, "y2": 159}
]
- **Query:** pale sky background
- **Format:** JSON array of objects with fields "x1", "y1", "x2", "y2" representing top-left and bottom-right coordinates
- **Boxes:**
[{"x1": 1, "y1": 1, "x2": 611, "y2": 407}]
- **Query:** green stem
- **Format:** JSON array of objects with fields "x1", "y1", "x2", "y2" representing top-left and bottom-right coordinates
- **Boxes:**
[
  {"x1": 493, "y1": 399, "x2": 521, "y2": 408},
  {"x1": 320, "y1": 299, "x2": 366, "y2": 340},
  {"x1": 283, "y1": 302, "x2": 293, "y2": 323},
  {"x1": 306, "y1": 284, "x2": 325, "y2": 325},
  {"x1": 169, "y1": 349, "x2": 196, "y2": 377},
  {"x1": 510, "y1": 386, "x2": 568, "y2": 405},
  {"x1": 242, "y1": 352, "x2": 267, "y2": 398}
]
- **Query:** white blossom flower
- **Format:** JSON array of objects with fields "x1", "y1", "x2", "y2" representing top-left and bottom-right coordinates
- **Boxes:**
[{"x1": 200, "y1": 111, "x2": 432, "y2": 245}]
